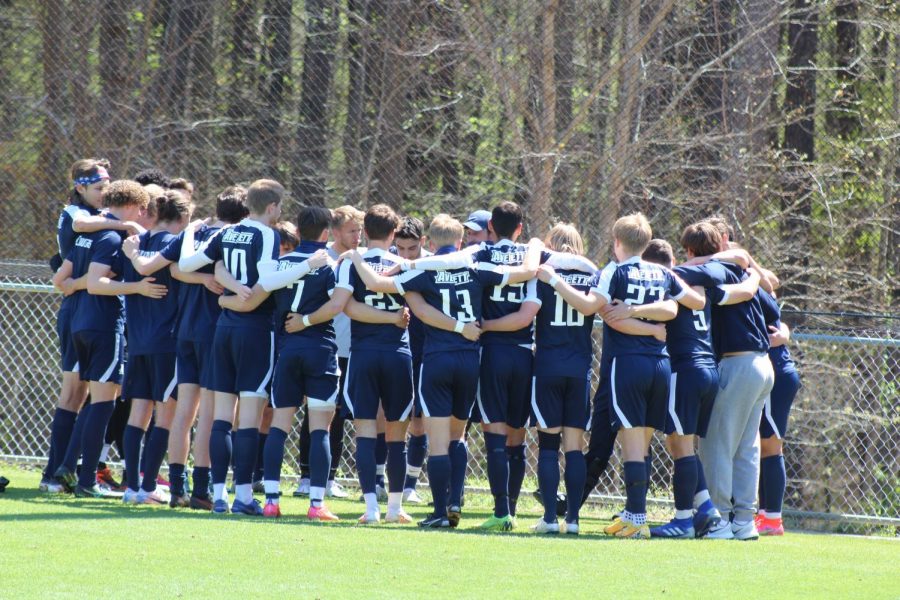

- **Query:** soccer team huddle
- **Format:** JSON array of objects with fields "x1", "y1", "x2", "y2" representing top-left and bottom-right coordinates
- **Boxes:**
[{"x1": 38, "y1": 157, "x2": 800, "y2": 539}]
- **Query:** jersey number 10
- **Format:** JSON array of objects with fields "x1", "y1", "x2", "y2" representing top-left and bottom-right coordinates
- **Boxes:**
[{"x1": 224, "y1": 248, "x2": 248, "y2": 285}]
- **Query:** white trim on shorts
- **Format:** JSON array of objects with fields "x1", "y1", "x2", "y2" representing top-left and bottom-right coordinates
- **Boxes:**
[
  {"x1": 98, "y1": 334, "x2": 121, "y2": 383},
  {"x1": 610, "y1": 358, "x2": 632, "y2": 429},
  {"x1": 417, "y1": 363, "x2": 430, "y2": 418},
  {"x1": 763, "y1": 394, "x2": 782, "y2": 439},
  {"x1": 668, "y1": 372, "x2": 684, "y2": 435},
  {"x1": 162, "y1": 364, "x2": 178, "y2": 402},
  {"x1": 342, "y1": 352, "x2": 355, "y2": 417},
  {"x1": 530, "y1": 376, "x2": 548, "y2": 429}
]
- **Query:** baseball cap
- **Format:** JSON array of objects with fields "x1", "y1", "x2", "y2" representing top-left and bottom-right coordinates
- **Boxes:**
[{"x1": 463, "y1": 210, "x2": 491, "y2": 232}]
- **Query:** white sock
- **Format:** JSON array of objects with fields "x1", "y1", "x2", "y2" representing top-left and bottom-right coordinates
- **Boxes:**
[
  {"x1": 693, "y1": 489, "x2": 711, "y2": 509},
  {"x1": 387, "y1": 492, "x2": 402, "y2": 514},
  {"x1": 264, "y1": 480, "x2": 280, "y2": 500},
  {"x1": 213, "y1": 483, "x2": 227, "y2": 503},
  {"x1": 364, "y1": 492, "x2": 379, "y2": 513},
  {"x1": 99, "y1": 444, "x2": 111, "y2": 463},
  {"x1": 235, "y1": 483, "x2": 252, "y2": 504},
  {"x1": 376, "y1": 464, "x2": 386, "y2": 478},
  {"x1": 310, "y1": 486, "x2": 325, "y2": 505},
  {"x1": 632, "y1": 512, "x2": 647, "y2": 526},
  {"x1": 300, "y1": 477, "x2": 310, "y2": 485},
  {"x1": 406, "y1": 465, "x2": 421, "y2": 479},
  {"x1": 675, "y1": 509, "x2": 693, "y2": 520},
  {"x1": 326, "y1": 480, "x2": 334, "y2": 491},
  {"x1": 766, "y1": 511, "x2": 781, "y2": 520},
  {"x1": 758, "y1": 509, "x2": 767, "y2": 518}
]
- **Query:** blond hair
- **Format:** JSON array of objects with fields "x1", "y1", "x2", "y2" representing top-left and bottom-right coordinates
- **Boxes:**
[
  {"x1": 331, "y1": 205, "x2": 364, "y2": 229},
  {"x1": 246, "y1": 179, "x2": 285, "y2": 214},
  {"x1": 612, "y1": 212, "x2": 652, "y2": 255},
  {"x1": 545, "y1": 223, "x2": 584, "y2": 255},
  {"x1": 428, "y1": 214, "x2": 464, "y2": 248}
]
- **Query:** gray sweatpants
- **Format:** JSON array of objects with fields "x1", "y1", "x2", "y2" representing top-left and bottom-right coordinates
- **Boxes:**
[{"x1": 698, "y1": 352, "x2": 775, "y2": 523}]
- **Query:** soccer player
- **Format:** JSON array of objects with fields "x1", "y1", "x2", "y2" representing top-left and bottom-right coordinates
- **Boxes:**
[
  {"x1": 544, "y1": 213, "x2": 704, "y2": 538},
  {"x1": 124, "y1": 186, "x2": 249, "y2": 509},
  {"x1": 350, "y1": 214, "x2": 539, "y2": 528},
  {"x1": 756, "y1": 289, "x2": 801, "y2": 536},
  {"x1": 53, "y1": 180, "x2": 165, "y2": 497},
  {"x1": 393, "y1": 217, "x2": 431, "y2": 503},
  {"x1": 119, "y1": 190, "x2": 193, "y2": 504},
  {"x1": 682, "y1": 221, "x2": 775, "y2": 540},
  {"x1": 463, "y1": 209, "x2": 492, "y2": 246},
  {"x1": 337, "y1": 204, "x2": 417, "y2": 524},
  {"x1": 635, "y1": 234, "x2": 760, "y2": 538},
  {"x1": 178, "y1": 179, "x2": 285, "y2": 515}
]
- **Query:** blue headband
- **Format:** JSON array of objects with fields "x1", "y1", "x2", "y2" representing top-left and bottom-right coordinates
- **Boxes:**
[{"x1": 74, "y1": 166, "x2": 109, "y2": 187}]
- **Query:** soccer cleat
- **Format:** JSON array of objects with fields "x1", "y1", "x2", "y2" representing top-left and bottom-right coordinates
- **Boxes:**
[
  {"x1": 603, "y1": 517, "x2": 628, "y2": 536},
  {"x1": 169, "y1": 493, "x2": 191, "y2": 508},
  {"x1": 531, "y1": 518, "x2": 560, "y2": 534},
  {"x1": 358, "y1": 511, "x2": 381, "y2": 525},
  {"x1": 96, "y1": 466, "x2": 125, "y2": 491},
  {"x1": 39, "y1": 478, "x2": 50, "y2": 492},
  {"x1": 41, "y1": 478, "x2": 65, "y2": 494},
  {"x1": 757, "y1": 516, "x2": 784, "y2": 536},
  {"x1": 705, "y1": 520, "x2": 735, "y2": 540},
  {"x1": 478, "y1": 514, "x2": 515, "y2": 532},
  {"x1": 307, "y1": 505, "x2": 341, "y2": 522},
  {"x1": 385, "y1": 510, "x2": 414, "y2": 524},
  {"x1": 418, "y1": 514, "x2": 451, "y2": 529},
  {"x1": 563, "y1": 521, "x2": 580, "y2": 535},
  {"x1": 693, "y1": 505, "x2": 723, "y2": 538},
  {"x1": 155, "y1": 474, "x2": 171, "y2": 490},
  {"x1": 231, "y1": 498, "x2": 264, "y2": 516},
  {"x1": 293, "y1": 478, "x2": 311, "y2": 497},
  {"x1": 326, "y1": 481, "x2": 349, "y2": 498},
  {"x1": 447, "y1": 505, "x2": 462, "y2": 529},
  {"x1": 375, "y1": 484, "x2": 388, "y2": 503},
  {"x1": 74, "y1": 483, "x2": 123, "y2": 499},
  {"x1": 138, "y1": 488, "x2": 171, "y2": 505},
  {"x1": 732, "y1": 519, "x2": 759, "y2": 541},
  {"x1": 650, "y1": 518, "x2": 695, "y2": 539},
  {"x1": 0, "y1": 476, "x2": 8, "y2": 493},
  {"x1": 613, "y1": 519, "x2": 651, "y2": 539},
  {"x1": 402, "y1": 488, "x2": 423, "y2": 504},
  {"x1": 122, "y1": 489, "x2": 141, "y2": 505},
  {"x1": 252, "y1": 480, "x2": 265, "y2": 494},
  {"x1": 212, "y1": 499, "x2": 229, "y2": 514},
  {"x1": 263, "y1": 501, "x2": 282, "y2": 518},
  {"x1": 190, "y1": 495, "x2": 214, "y2": 511},
  {"x1": 53, "y1": 466, "x2": 78, "y2": 493}
]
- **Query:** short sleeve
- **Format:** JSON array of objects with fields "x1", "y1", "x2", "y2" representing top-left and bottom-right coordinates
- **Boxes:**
[
  {"x1": 160, "y1": 231, "x2": 185, "y2": 262},
  {"x1": 335, "y1": 260, "x2": 354, "y2": 292},
  {"x1": 589, "y1": 263, "x2": 616, "y2": 302},
  {"x1": 395, "y1": 269, "x2": 428, "y2": 295},
  {"x1": 91, "y1": 231, "x2": 121, "y2": 267},
  {"x1": 667, "y1": 271, "x2": 686, "y2": 300},
  {"x1": 523, "y1": 278, "x2": 541, "y2": 306},
  {"x1": 473, "y1": 262, "x2": 508, "y2": 288},
  {"x1": 201, "y1": 232, "x2": 223, "y2": 261},
  {"x1": 674, "y1": 263, "x2": 726, "y2": 288},
  {"x1": 757, "y1": 289, "x2": 780, "y2": 325}
]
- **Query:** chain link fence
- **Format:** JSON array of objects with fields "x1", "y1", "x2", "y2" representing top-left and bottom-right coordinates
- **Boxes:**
[{"x1": 1, "y1": 264, "x2": 897, "y2": 528}]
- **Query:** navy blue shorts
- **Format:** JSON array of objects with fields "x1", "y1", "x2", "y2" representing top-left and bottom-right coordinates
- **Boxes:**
[
  {"x1": 344, "y1": 350, "x2": 414, "y2": 422},
  {"x1": 272, "y1": 346, "x2": 340, "y2": 409},
  {"x1": 475, "y1": 345, "x2": 533, "y2": 428},
  {"x1": 531, "y1": 375, "x2": 591, "y2": 430},
  {"x1": 609, "y1": 355, "x2": 670, "y2": 431},
  {"x1": 418, "y1": 350, "x2": 479, "y2": 420},
  {"x1": 211, "y1": 325, "x2": 275, "y2": 397},
  {"x1": 73, "y1": 330, "x2": 125, "y2": 384},
  {"x1": 176, "y1": 339, "x2": 215, "y2": 389},
  {"x1": 57, "y1": 304, "x2": 79, "y2": 372},
  {"x1": 411, "y1": 357, "x2": 423, "y2": 418},
  {"x1": 665, "y1": 365, "x2": 719, "y2": 437},
  {"x1": 123, "y1": 353, "x2": 178, "y2": 402},
  {"x1": 760, "y1": 369, "x2": 801, "y2": 439}
]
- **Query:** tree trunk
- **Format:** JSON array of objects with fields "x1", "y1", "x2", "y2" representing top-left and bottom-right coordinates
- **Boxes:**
[
  {"x1": 98, "y1": 0, "x2": 132, "y2": 170},
  {"x1": 550, "y1": 0, "x2": 574, "y2": 222},
  {"x1": 71, "y1": 0, "x2": 97, "y2": 154},
  {"x1": 225, "y1": 0, "x2": 257, "y2": 173},
  {"x1": 827, "y1": 0, "x2": 861, "y2": 140},
  {"x1": 258, "y1": 0, "x2": 292, "y2": 177}
]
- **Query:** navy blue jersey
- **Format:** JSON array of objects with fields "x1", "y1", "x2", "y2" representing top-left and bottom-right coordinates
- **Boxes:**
[
  {"x1": 200, "y1": 218, "x2": 280, "y2": 328},
  {"x1": 69, "y1": 225, "x2": 126, "y2": 335},
  {"x1": 337, "y1": 248, "x2": 410, "y2": 355},
  {"x1": 592, "y1": 256, "x2": 685, "y2": 358},
  {"x1": 57, "y1": 202, "x2": 100, "y2": 261},
  {"x1": 710, "y1": 263, "x2": 769, "y2": 357},
  {"x1": 396, "y1": 247, "x2": 508, "y2": 356},
  {"x1": 533, "y1": 270, "x2": 595, "y2": 378},
  {"x1": 472, "y1": 239, "x2": 544, "y2": 347},
  {"x1": 668, "y1": 261, "x2": 740, "y2": 369},
  {"x1": 758, "y1": 289, "x2": 796, "y2": 373},
  {"x1": 273, "y1": 241, "x2": 337, "y2": 352},
  {"x1": 122, "y1": 230, "x2": 180, "y2": 355},
  {"x1": 161, "y1": 226, "x2": 223, "y2": 342},
  {"x1": 408, "y1": 313, "x2": 425, "y2": 364}
]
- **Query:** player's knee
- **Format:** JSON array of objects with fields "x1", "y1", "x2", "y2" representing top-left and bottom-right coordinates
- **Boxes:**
[{"x1": 537, "y1": 430, "x2": 561, "y2": 452}]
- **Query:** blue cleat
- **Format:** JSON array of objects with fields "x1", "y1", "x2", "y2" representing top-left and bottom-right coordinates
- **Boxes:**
[
  {"x1": 650, "y1": 517, "x2": 695, "y2": 539},
  {"x1": 693, "y1": 502, "x2": 722, "y2": 538},
  {"x1": 213, "y1": 499, "x2": 229, "y2": 514},
  {"x1": 231, "y1": 498, "x2": 264, "y2": 516}
]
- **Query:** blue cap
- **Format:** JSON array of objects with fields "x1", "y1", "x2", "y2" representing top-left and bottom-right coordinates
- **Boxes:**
[{"x1": 463, "y1": 210, "x2": 492, "y2": 232}]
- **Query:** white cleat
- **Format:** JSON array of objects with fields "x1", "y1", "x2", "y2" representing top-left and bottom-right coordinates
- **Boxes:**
[
  {"x1": 375, "y1": 485, "x2": 388, "y2": 503},
  {"x1": 293, "y1": 478, "x2": 311, "y2": 497},
  {"x1": 531, "y1": 518, "x2": 560, "y2": 534},
  {"x1": 706, "y1": 520, "x2": 735, "y2": 540},
  {"x1": 402, "y1": 488, "x2": 424, "y2": 504},
  {"x1": 358, "y1": 511, "x2": 381, "y2": 525},
  {"x1": 123, "y1": 489, "x2": 141, "y2": 505},
  {"x1": 563, "y1": 521, "x2": 580, "y2": 535},
  {"x1": 732, "y1": 519, "x2": 760, "y2": 541},
  {"x1": 137, "y1": 488, "x2": 170, "y2": 505},
  {"x1": 326, "y1": 481, "x2": 349, "y2": 498}
]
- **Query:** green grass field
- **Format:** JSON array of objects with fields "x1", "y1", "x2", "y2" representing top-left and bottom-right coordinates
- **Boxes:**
[{"x1": 1, "y1": 464, "x2": 897, "y2": 599}]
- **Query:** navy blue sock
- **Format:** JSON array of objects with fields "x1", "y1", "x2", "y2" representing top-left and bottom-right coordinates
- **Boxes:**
[
  {"x1": 263, "y1": 427, "x2": 288, "y2": 500},
  {"x1": 140, "y1": 421, "x2": 155, "y2": 475},
  {"x1": 232, "y1": 428, "x2": 259, "y2": 486},
  {"x1": 427, "y1": 455, "x2": 450, "y2": 517},
  {"x1": 673, "y1": 455, "x2": 698, "y2": 513},
  {"x1": 564, "y1": 450, "x2": 586, "y2": 523},
  {"x1": 645, "y1": 451, "x2": 652, "y2": 489},
  {"x1": 309, "y1": 429, "x2": 331, "y2": 490},
  {"x1": 374, "y1": 433, "x2": 387, "y2": 488},
  {"x1": 169, "y1": 463, "x2": 186, "y2": 497},
  {"x1": 623, "y1": 460, "x2": 648, "y2": 516},
  {"x1": 696, "y1": 455, "x2": 709, "y2": 494},
  {"x1": 140, "y1": 426, "x2": 169, "y2": 492},
  {"x1": 758, "y1": 465, "x2": 767, "y2": 511},
  {"x1": 537, "y1": 432, "x2": 560, "y2": 523},
  {"x1": 448, "y1": 440, "x2": 468, "y2": 507},
  {"x1": 506, "y1": 444, "x2": 526, "y2": 516},
  {"x1": 386, "y1": 441, "x2": 406, "y2": 493},
  {"x1": 123, "y1": 424, "x2": 145, "y2": 491},
  {"x1": 254, "y1": 432, "x2": 267, "y2": 482},
  {"x1": 192, "y1": 466, "x2": 210, "y2": 499},
  {"x1": 484, "y1": 432, "x2": 509, "y2": 518},
  {"x1": 48, "y1": 408, "x2": 77, "y2": 476},
  {"x1": 761, "y1": 455, "x2": 786, "y2": 514},
  {"x1": 404, "y1": 434, "x2": 428, "y2": 490},
  {"x1": 298, "y1": 412, "x2": 311, "y2": 478},
  {"x1": 329, "y1": 414, "x2": 344, "y2": 480},
  {"x1": 356, "y1": 437, "x2": 377, "y2": 494},
  {"x1": 210, "y1": 420, "x2": 233, "y2": 485},
  {"x1": 77, "y1": 401, "x2": 115, "y2": 488},
  {"x1": 61, "y1": 403, "x2": 90, "y2": 471}
]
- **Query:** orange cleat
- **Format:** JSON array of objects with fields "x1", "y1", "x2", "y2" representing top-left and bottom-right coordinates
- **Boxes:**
[
  {"x1": 263, "y1": 501, "x2": 282, "y2": 518},
  {"x1": 757, "y1": 516, "x2": 784, "y2": 536},
  {"x1": 307, "y1": 505, "x2": 340, "y2": 522}
]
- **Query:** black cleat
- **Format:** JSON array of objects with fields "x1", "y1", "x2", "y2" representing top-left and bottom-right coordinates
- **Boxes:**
[
  {"x1": 53, "y1": 466, "x2": 78, "y2": 493},
  {"x1": 74, "y1": 484, "x2": 123, "y2": 499},
  {"x1": 189, "y1": 495, "x2": 213, "y2": 511},
  {"x1": 418, "y1": 513, "x2": 451, "y2": 529},
  {"x1": 0, "y1": 475, "x2": 9, "y2": 492},
  {"x1": 447, "y1": 505, "x2": 462, "y2": 528}
]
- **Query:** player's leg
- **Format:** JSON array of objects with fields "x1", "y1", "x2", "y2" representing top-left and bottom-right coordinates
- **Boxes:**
[
  {"x1": 209, "y1": 326, "x2": 238, "y2": 512},
  {"x1": 559, "y1": 377, "x2": 589, "y2": 534},
  {"x1": 689, "y1": 367, "x2": 722, "y2": 536},
  {"x1": 133, "y1": 354, "x2": 177, "y2": 504},
  {"x1": 261, "y1": 406, "x2": 296, "y2": 518},
  {"x1": 45, "y1": 372, "x2": 88, "y2": 493},
  {"x1": 382, "y1": 352, "x2": 414, "y2": 523},
  {"x1": 530, "y1": 375, "x2": 561, "y2": 533},
  {"x1": 448, "y1": 351, "x2": 479, "y2": 528},
  {"x1": 325, "y1": 355, "x2": 350, "y2": 498},
  {"x1": 190, "y1": 387, "x2": 214, "y2": 509},
  {"x1": 166, "y1": 381, "x2": 199, "y2": 507},
  {"x1": 375, "y1": 407, "x2": 387, "y2": 496},
  {"x1": 294, "y1": 408, "x2": 311, "y2": 496},
  {"x1": 254, "y1": 405, "x2": 273, "y2": 493},
  {"x1": 345, "y1": 351, "x2": 380, "y2": 522},
  {"x1": 122, "y1": 394, "x2": 155, "y2": 502},
  {"x1": 307, "y1": 400, "x2": 339, "y2": 521},
  {"x1": 477, "y1": 347, "x2": 512, "y2": 524},
  {"x1": 403, "y1": 356, "x2": 427, "y2": 503},
  {"x1": 505, "y1": 347, "x2": 533, "y2": 518},
  {"x1": 581, "y1": 361, "x2": 618, "y2": 509},
  {"x1": 757, "y1": 369, "x2": 801, "y2": 536},
  {"x1": 416, "y1": 356, "x2": 453, "y2": 529}
]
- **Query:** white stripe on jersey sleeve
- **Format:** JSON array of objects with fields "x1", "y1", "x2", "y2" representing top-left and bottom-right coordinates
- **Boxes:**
[
  {"x1": 252, "y1": 220, "x2": 278, "y2": 278},
  {"x1": 259, "y1": 254, "x2": 314, "y2": 292},
  {"x1": 475, "y1": 262, "x2": 510, "y2": 288},
  {"x1": 335, "y1": 258, "x2": 354, "y2": 292},
  {"x1": 394, "y1": 269, "x2": 424, "y2": 295},
  {"x1": 545, "y1": 251, "x2": 596, "y2": 274},
  {"x1": 589, "y1": 261, "x2": 616, "y2": 302}
]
